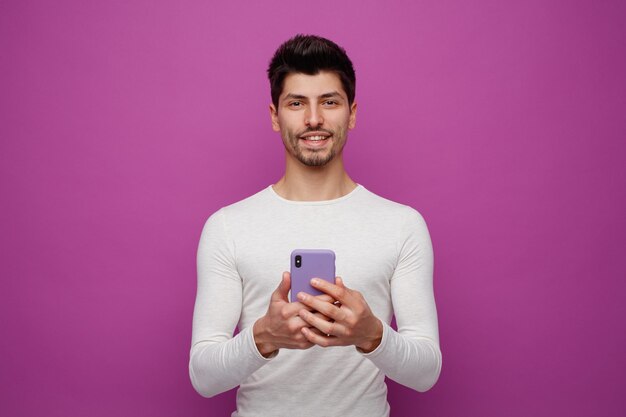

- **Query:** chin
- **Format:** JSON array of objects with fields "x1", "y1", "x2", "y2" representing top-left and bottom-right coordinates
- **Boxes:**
[{"x1": 300, "y1": 154, "x2": 335, "y2": 167}]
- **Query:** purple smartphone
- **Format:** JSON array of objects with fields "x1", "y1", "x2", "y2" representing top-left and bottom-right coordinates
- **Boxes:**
[{"x1": 290, "y1": 249, "x2": 336, "y2": 303}]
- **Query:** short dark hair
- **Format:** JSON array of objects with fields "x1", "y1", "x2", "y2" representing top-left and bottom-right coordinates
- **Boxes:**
[{"x1": 267, "y1": 34, "x2": 356, "y2": 108}]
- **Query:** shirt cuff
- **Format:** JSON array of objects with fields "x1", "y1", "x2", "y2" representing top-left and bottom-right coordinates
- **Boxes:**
[
  {"x1": 356, "y1": 320, "x2": 389, "y2": 358},
  {"x1": 246, "y1": 324, "x2": 279, "y2": 361}
]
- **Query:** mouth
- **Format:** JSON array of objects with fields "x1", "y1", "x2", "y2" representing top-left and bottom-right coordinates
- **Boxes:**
[
  {"x1": 299, "y1": 132, "x2": 332, "y2": 147},
  {"x1": 301, "y1": 135, "x2": 328, "y2": 141}
]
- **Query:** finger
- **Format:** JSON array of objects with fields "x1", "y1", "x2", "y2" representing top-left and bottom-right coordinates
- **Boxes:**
[
  {"x1": 283, "y1": 302, "x2": 336, "y2": 321},
  {"x1": 299, "y1": 309, "x2": 345, "y2": 336},
  {"x1": 301, "y1": 327, "x2": 343, "y2": 348},
  {"x1": 281, "y1": 300, "x2": 316, "y2": 318},
  {"x1": 305, "y1": 325, "x2": 328, "y2": 338},
  {"x1": 282, "y1": 290, "x2": 335, "y2": 316},
  {"x1": 334, "y1": 278, "x2": 347, "y2": 306},
  {"x1": 290, "y1": 316, "x2": 319, "y2": 331},
  {"x1": 315, "y1": 293, "x2": 336, "y2": 304},
  {"x1": 271, "y1": 272, "x2": 290, "y2": 302},
  {"x1": 310, "y1": 277, "x2": 354, "y2": 306},
  {"x1": 306, "y1": 310, "x2": 334, "y2": 323},
  {"x1": 290, "y1": 316, "x2": 331, "y2": 339},
  {"x1": 312, "y1": 311, "x2": 332, "y2": 321},
  {"x1": 296, "y1": 292, "x2": 346, "y2": 322}
]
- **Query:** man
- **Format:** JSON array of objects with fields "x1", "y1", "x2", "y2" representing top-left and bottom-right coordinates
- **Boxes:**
[{"x1": 190, "y1": 34, "x2": 442, "y2": 417}]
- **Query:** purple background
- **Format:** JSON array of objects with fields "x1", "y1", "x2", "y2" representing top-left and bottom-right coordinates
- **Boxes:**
[{"x1": 1, "y1": 1, "x2": 625, "y2": 416}]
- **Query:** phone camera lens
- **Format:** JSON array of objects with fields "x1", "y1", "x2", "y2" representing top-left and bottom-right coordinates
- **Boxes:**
[{"x1": 295, "y1": 255, "x2": 302, "y2": 268}]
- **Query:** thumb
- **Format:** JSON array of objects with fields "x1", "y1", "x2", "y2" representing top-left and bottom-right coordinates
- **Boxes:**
[{"x1": 271, "y1": 271, "x2": 290, "y2": 302}]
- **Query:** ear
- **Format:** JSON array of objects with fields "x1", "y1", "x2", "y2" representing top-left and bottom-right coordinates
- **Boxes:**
[
  {"x1": 348, "y1": 101, "x2": 357, "y2": 129},
  {"x1": 269, "y1": 104, "x2": 280, "y2": 132}
]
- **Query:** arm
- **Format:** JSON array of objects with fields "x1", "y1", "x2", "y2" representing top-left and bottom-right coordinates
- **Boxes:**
[
  {"x1": 360, "y1": 208, "x2": 442, "y2": 392},
  {"x1": 189, "y1": 211, "x2": 332, "y2": 397},
  {"x1": 296, "y1": 208, "x2": 442, "y2": 392},
  {"x1": 189, "y1": 210, "x2": 274, "y2": 398}
]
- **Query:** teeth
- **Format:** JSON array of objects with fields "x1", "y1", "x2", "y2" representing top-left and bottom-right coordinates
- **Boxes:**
[{"x1": 304, "y1": 135, "x2": 327, "y2": 141}]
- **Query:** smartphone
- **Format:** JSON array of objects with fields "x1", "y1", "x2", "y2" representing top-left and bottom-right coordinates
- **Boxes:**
[{"x1": 290, "y1": 249, "x2": 336, "y2": 303}]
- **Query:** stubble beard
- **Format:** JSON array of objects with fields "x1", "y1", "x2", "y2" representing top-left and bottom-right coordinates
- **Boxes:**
[{"x1": 282, "y1": 126, "x2": 347, "y2": 167}]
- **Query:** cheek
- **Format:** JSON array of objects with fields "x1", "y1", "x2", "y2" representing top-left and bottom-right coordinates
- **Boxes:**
[
  {"x1": 279, "y1": 115, "x2": 300, "y2": 131},
  {"x1": 331, "y1": 113, "x2": 352, "y2": 131},
  {"x1": 280, "y1": 126, "x2": 298, "y2": 144},
  {"x1": 333, "y1": 121, "x2": 348, "y2": 138}
]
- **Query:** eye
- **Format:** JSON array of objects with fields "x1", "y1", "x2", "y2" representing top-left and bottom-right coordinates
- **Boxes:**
[
  {"x1": 323, "y1": 100, "x2": 338, "y2": 106},
  {"x1": 289, "y1": 101, "x2": 302, "y2": 108}
]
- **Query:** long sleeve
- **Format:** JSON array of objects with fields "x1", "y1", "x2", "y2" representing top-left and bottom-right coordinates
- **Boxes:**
[
  {"x1": 189, "y1": 210, "x2": 274, "y2": 398},
  {"x1": 359, "y1": 208, "x2": 442, "y2": 392}
]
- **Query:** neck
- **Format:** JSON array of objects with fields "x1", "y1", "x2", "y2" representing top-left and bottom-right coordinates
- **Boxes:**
[{"x1": 272, "y1": 153, "x2": 357, "y2": 201}]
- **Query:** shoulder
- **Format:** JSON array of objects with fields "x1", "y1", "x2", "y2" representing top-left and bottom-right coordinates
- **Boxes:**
[
  {"x1": 215, "y1": 186, "x2": 273, "y2": 216},
  {"x1": 356, "y1": 185, "x2": 427, "y2": 225},
  {"x1": 201, "y1": 186, "x2": 273, "y2": 229}
]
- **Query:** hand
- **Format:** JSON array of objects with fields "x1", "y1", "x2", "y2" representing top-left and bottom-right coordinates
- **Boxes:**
[
  {"x1": 296, "y1": 277, "x2": 383, "y2": 353},
  {"x1": 253, "y1": 272, "x2": 335, "y2": 357}
]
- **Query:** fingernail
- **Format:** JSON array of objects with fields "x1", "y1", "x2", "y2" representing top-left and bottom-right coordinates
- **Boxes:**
[
  {"x1": 311, "y1": 278, "x2": 319, "y2": 286},
  {"x1": 297, "y1": 292, "x2": 306, "y2": 300}
]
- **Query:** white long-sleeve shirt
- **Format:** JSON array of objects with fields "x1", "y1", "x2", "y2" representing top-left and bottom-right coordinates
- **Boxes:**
[{"x1": 190, "y1": 185, "x2": 442, "y2": 417}]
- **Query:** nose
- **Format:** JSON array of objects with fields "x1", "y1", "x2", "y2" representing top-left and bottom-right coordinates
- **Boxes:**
[{"x1": 305, "y1": 106, "x2": 324, "y2": 128}]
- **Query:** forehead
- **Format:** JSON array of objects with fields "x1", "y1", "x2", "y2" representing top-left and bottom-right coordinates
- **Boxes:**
[{"x1": 280, "y1": 71, "x2": 347, "y2": 100}]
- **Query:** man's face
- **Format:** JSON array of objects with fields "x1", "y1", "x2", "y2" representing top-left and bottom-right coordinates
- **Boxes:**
[{"x1": 270, "y1": 71, "x2": 357, "y2": 167}]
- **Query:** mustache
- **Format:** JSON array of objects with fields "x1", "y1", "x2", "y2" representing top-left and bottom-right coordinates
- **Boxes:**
[{"x1": 295, "y1": 128, "x2": 334, "y2": 137}]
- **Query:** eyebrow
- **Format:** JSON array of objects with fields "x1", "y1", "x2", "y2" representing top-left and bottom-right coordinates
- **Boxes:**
[{"x1": 283, "y1": 91, "x2": 344, "y2": 101}]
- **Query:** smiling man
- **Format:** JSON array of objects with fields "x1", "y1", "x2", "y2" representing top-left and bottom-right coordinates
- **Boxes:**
[
  {"x1": 272, "y1": 71, "x2": 354, "y2": 168},
  {"x1": 190, "y1": 35, "x2": 442, "y2": 417}
]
